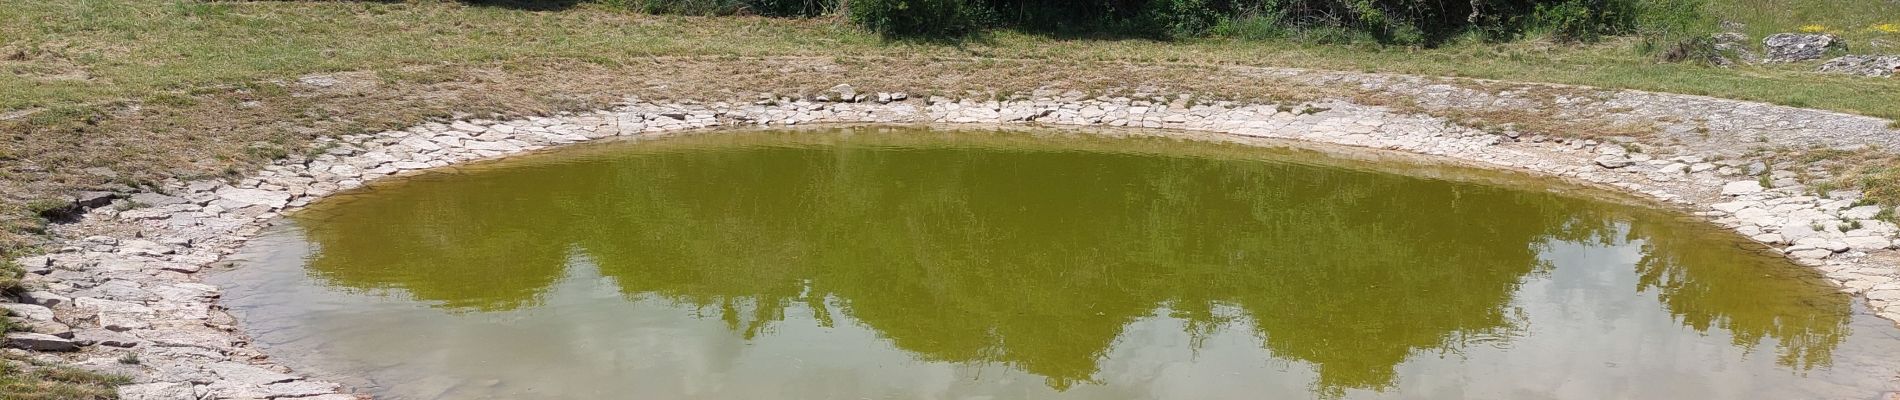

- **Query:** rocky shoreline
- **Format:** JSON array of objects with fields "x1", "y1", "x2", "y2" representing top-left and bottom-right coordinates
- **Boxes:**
[{"x1": 5, "y1": 77, "x2": 1900, "y2": 399}]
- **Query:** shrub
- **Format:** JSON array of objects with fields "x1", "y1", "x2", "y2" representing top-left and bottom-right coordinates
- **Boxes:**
[
  {"x1": 748, "y1": 0, "x2": 835, "y2": 16},
  {"x1": 610, "y1": 0, "x2": 1702, "y2": 44},
  {"x1": 1146, "y1": 0, "x2": 1227, "y2": 38},
  {"x1": 1658, "y1": 35, "x2": 1719, "y2": 64},
  {"x1": 1212, "y1": 13, "x2": 1290, "y2": 40},
  {"x1": 1213, "y1": 0, "x2": 1691, "y2": 45},
  {"x1": 848, "y1": 0, "x2": 990, "y2": 37},
  {"x1": 1626, "y1": 0, "x2": 1705, "y2": 37},
  {"x1": 1534, "y1": 0, "x2": 1615, "y2": 42},
  {"x1": 594, "y1": 0, "x2": 835, "y2": 16}
]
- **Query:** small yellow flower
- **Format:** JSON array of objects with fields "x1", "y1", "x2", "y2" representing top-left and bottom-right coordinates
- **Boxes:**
[
  {"x1": 1799, "y1": 24, "x2": 1829, "y2": 33},
  {"x1": 1872, "y1": 23, "x2": 1900, "y2": 34}
]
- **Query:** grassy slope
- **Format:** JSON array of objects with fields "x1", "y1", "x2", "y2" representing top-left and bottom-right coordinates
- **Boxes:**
[
  {"x1": 1, "y1": 1, "x2": 1897, "y2": 117},
  {"x1": 1711, "y1": 0, "x2": 1900, "y2": 44}
]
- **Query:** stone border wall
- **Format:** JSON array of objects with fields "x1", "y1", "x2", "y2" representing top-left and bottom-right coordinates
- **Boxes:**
[{"x1": 5, "y1": 87, "x2": 1900, "y2": 399}]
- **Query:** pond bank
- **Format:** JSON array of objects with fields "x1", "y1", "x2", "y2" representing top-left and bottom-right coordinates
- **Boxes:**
[{"x1": 6, "y1": 77, "x2": 1900, "y2": 398}]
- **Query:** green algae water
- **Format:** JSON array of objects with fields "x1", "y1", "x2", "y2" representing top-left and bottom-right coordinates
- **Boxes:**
[{"x1": 212, "y1": 127, "x2": 1900, "y2": 399}]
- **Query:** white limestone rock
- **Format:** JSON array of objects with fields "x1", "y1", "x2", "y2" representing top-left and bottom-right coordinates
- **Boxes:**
[
  {"x1": 398, "y1": 137, "x2": 443, "y2": 151},
  {"x1": 215, "y1": 188, "x2": 291, "y2": 209},
  {"x1": 19, "y1": 291, "x2": 71, "y2": 307},
  {"x1": 116, "y1": 382, "x2": 197, "y2": 400},
  {"x1": 73, "y1": 329, "x2": 140, "y2": 348},
  {"x1": 4, "y1": 332, "x2": 78, "y2": 352},
  {"x1": 1721, "y1": 180, "x2": 1764, "y2": 196},
  {"x1": 207, "y1": 362, "x2": 299, "y2": 385},
  {"x1": 1841, "y1": 205, "x2": 1884, "y2": 220},
  {"x1": 1845, "y1": 236, "x2": 1894, "y2": 251},
  {"x1": 118, "y1": 240, "x2": 174, "y2": 256},
  {"x1": 0, "y1": 303, "x2": 55, "y2": 321},
  {"x1": 1790, "y1": 250, "x2": 1834, "y2": 260}
]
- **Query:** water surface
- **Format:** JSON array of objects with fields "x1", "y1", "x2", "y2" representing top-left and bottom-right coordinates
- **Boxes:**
[{"x1": 213, "y1": 127, "x2": 1900, "y2": 399}]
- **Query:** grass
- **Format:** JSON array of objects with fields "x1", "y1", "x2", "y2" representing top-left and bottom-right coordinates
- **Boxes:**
[
  {"x1": 0, "y1": 356, "x2": 126, "y2": 400},
  {"x1": 0, "y1": 258, "x2": 17, "y2": 296},
  {"x1": 0, "y1": 256, "x2": 122, "y2": 399},
  {"x1": 1, "y1": 1, "x2": 1897, "y2": 117},
  {"x1": 1708, "y1": 0, "x2": 1900, "y2": 45},
  {"x1": 1754, "y1": 145, "x2": 1900, "y2": 215}
]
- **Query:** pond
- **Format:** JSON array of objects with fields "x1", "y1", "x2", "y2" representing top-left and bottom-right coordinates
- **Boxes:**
[{"x1": 210, "y1": 126, "x2": 1900, "y2": 399}]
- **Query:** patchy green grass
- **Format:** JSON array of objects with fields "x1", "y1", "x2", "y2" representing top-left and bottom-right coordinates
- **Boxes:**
[
  {"x1": 0, "y1": 355, "x2": 125, "y2": 400},
  {"x1": 1707, "y1": 0, "x2": 1900, "y2": 45},
  {"x1": 0, "y1": 258, "x2": 18, "y2": 295},
  {"x1": 1, "y1": 0, "x2": 1897, "y2": 118},
  {"x1": 0, "y1": 268, "x2": 125, "y2": 400},
  {"x1": 1756, "y1": 145, "x2": 1900, "y2": 217}
]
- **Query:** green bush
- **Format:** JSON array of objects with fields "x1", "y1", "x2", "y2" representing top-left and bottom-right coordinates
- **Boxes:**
[
  {"x1": 1533, "y1": 0, "x2": 1616, "y2": 42},
  {"x1": 1626, "y1": 0, "x2": 1707, "y2": 37},
  {"x1": 593, "y1": 0, "x2": 835, "y2": 16},
  {"x1": 604, "y1": 0, "x2": 1704, "y2": 44},
  {"x1": 1211, "y1": 14, "x2": 1289, "y2": 40},
  {"x1": 848, "y1": 0, "x2": 990, "y2": 37},
  {"x1": 748, "y1": 0, "x2": 835, "y2": 16},
  {"x1": 1146, "y1": 0, "x2": 1226, "y2": 38}
]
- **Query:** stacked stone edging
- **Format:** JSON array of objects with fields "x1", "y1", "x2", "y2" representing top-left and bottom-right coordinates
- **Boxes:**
[
  {"x1": 4, "y1": 83, "x2": 1900, "y2": 398},
  {"x1": 1229, "y1": 65, "x2": 1900, "y2": 152}
]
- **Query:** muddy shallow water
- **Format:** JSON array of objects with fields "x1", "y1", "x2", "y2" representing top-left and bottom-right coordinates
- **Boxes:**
[{"x1": 211, "y1": 127, "x2": 1900, "y2": 399}]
